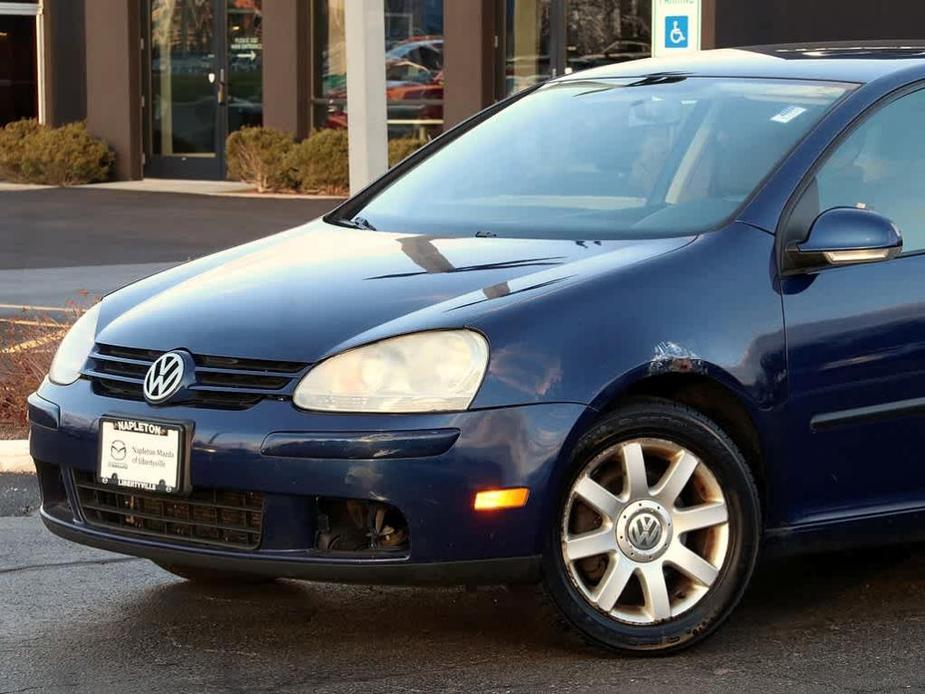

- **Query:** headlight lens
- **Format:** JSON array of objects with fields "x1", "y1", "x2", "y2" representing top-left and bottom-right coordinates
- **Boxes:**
[
  {"x1": 293, "y1": 330, "x2": 489, "y2": 413},
  {"x1": 48, "y1": 303, "x2": 101, "y2": 385}
]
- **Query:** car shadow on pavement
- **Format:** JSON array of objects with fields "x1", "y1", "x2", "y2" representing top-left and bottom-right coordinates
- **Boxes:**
[
  {"x1": 15, "y1": 545, "x2": 923, "y2": 691},
  {"x1": 77, "y1": 544, "x2": 925, "y2": 653}
]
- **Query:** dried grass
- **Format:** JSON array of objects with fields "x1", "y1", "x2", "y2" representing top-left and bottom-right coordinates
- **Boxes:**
[{"x1": 0, "y1": 307, "x2": 83, "y2": 439}]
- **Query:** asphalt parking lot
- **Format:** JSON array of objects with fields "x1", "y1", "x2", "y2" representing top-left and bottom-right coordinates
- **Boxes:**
[
  {"x1": 1, "y1": 477, "x2": 923, "y2": 693},
  {"x1": 0, "y1": 188, "x2": 342, "y2": 317}
]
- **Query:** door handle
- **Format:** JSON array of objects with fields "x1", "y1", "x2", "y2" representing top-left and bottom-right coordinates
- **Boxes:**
[{"x1": 217, "y1": 68, "x2": 226, "y2": 105}]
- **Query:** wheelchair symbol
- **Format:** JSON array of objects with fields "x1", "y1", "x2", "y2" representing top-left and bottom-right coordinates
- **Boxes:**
[{"x1": 665, "y1": 16, "x2": 689, "y2": 48}]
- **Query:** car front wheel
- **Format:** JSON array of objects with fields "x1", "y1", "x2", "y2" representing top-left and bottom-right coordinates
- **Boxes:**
[{"x1": 542, "y1": 398, "x2": 761, "y2": 653}]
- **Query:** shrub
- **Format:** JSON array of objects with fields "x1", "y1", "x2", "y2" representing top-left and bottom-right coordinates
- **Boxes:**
[
  {"x1": 286, "y1": 128, "x2": 350, "y2": 195},
  {"x1": 0, "y1": 119, "x2": 44, "y2": 182},
  {"x1": 0, "y1": 120, "x2": 113, "y2": 186},
  {"x1": 223, "y1": 127, "x2": 429, "y2": 195},
  {"x1": 389, "y1": 137, "x2": 427, "y2": 167},
  {"x1": 226, "y1": 126, "x2": 295, "y2": 192}
]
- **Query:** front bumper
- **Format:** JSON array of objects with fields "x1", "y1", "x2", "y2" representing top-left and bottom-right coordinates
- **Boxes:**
[{"x1": 29, "y1": 380, "x2": 590, "y2": 585}]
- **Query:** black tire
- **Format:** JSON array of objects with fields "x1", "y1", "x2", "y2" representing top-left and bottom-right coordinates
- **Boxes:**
[
  {"x1": 154, "y1": 561, "x2": 279, "y2": 585},
  {"x1": 542, "y1": 397, "x2": 761, "y2": 654}
]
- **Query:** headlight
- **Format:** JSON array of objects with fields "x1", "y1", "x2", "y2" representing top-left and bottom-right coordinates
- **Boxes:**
[
  {"x1": 294, "y1": 330, "x2": 489, "y2": 413},
  {"x1": 48, "y1": 303, "x2": 101, "y2": 385}
]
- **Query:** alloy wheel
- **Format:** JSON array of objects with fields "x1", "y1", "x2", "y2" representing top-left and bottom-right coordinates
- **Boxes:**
[{"x1": 561, "y1": 438, "x2": 730, "y2": 625}]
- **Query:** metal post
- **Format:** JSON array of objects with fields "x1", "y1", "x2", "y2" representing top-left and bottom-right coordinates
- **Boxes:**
[{"x1": 344, "y1": 0, "x2": 388, "y2": 194}]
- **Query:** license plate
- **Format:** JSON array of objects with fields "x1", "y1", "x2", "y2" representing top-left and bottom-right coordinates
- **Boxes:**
[{"x1": 98, "y1": 417, "x2": 184, "y2": 493}]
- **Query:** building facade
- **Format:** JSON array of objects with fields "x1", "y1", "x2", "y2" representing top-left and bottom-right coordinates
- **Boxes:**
[{"x1": 3, "y1": 0, "x2": 925, "y2": 181}]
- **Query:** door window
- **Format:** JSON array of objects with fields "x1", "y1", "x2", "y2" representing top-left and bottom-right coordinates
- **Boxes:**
[
  {"x1": 815, "y1": 87, "x2": 925, "y2": 254},
  {"x1": 0, "y1": 14, "x2": 37, "y2": 126},
  {"x1": 311, "y1": 0, "x2": 444, "y2": 142},
  {"x1": 151, "y1": 0, "x2": 217, "y2": 157},
  {"x1": 227, "y1": 0, "x2": 263, "y2": 135},
  {"x1": 505, "y1": 0, "x2": 553, "y2": 96},
  {"x1": 503, "y1": 0, "x2": 652, "y2": 98},
  {"x1": 565, "y1": 0, "x2": 650, "y2": 74}
]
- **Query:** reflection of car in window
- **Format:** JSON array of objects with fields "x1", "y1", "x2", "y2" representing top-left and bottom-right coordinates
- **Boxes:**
[
  {"x1": 324, "y1": 37, "x2": 445, "y2": 136},
  {"x1": 385, "y1": 59, "x2": 435, "y2": 85},
  {"x1": 568, "y1": 39, "x2": 651, "y2": 71},
  {"x1": 386, "y1": 38, "x2": 444, "y2": 72}
]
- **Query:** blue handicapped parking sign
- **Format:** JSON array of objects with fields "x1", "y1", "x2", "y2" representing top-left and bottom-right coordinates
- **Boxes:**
[{"x1": 665, "y1": 15, "x2": 689, "y2": 48}]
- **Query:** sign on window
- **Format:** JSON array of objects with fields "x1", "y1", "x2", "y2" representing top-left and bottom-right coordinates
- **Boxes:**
[{"x1": 652, "y1": 0, "x2": 701, "y2": 57}]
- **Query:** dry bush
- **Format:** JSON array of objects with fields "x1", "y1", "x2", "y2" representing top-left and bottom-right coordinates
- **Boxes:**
[
  {"x1": 0, "y1": 310, "x2": 80, "y2": 439},
  {"x1": 226, "y1": 126, "x2": 296, "y2": 192},
  {"x1": 0, "y1": 119, "x2": 44, "y2": 182},
  {"x1": 0, "y1": 120, "x2": 113, "y2": 186},
  {"x1": 224, "y1": 126, "x2": 429, "y2": 196},
  {"x1": 286, "y1": 128, "x2": 351, "y2": 195},
  {"x1": 388, "y1": 137, "x2": 427, "y2": 167}
]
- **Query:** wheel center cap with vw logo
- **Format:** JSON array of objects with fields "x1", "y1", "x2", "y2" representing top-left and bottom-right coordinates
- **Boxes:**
[
  {"x1": 616, "y1": 500, "x2": 673, "y2": 562},
  {"x1": 628, "y1": 512, "x2": 663, "y2": 550},
  {"x1": 143, "y1": 351, "x2": 191, "y2": 404}
]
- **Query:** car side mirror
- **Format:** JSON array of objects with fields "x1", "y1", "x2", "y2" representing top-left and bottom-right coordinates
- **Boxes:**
[{"x1": 787, "y1": 207, "x2": 902, "y2": 272}]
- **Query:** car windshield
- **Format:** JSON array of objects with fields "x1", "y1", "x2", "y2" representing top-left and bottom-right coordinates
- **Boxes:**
[{"x1": 342, "y1": 77, "x2": 853, "y2": 240}]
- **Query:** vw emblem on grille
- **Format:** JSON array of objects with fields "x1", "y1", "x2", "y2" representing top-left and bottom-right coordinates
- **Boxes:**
[
  {"x1": 143, "y1": 352, "x2": 186, "y2": 404},
  {"x1": 627, "y1": 512, "x2": 663, "y2": 551}
]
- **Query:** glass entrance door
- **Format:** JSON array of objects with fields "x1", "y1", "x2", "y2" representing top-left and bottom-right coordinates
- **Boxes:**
[
  {"x1": 144, "y1": 0, "x2": 263, "y2": 179},
  {"x1": 0, "y1": 7, "x2": 39, "y2": 126},
  {"x1": 502, "y1": 0, "x2": 651, "y2": 98}
]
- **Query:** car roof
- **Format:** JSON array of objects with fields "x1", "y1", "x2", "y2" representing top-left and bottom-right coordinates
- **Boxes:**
[{"x1": 561, "y1": 42, "x2": 925, "y2": 84}]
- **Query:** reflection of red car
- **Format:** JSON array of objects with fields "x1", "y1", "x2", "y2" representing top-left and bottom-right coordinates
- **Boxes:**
[
  {"x1": 323, "y1": 60, "x2": 444, "y2": 131},
  {"x1": 385, "y1": 59, "x2": 433, "y2": 84}
]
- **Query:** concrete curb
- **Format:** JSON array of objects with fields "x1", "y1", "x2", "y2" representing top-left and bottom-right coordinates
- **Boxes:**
[
  {"x1": 4, "y1": 180, "x2": 346, "y2": 201},
  {"x1": 76, "y1": 180, "x2": 345, "y2": 201},
  {"x1": 0, "y1": 440, "x2": 33, "y2": 474},
  {"x1": 0, "y1": 183, "x2": 53, "y2": 192}
]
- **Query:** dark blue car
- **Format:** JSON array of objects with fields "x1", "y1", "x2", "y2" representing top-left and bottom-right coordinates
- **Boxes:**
[{"x1": 30, "y1": 43, "x2": 925, "y2": 653}]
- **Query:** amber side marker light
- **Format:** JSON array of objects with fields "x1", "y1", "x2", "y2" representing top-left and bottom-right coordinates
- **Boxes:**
[{"x1": 473, "y1": 488, "x2": 530, "y2": 511}]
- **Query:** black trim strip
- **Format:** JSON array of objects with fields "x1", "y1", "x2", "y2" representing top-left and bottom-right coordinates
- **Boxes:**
[
  {"x1": 811, "y1": 395, "x2": 925, "y2": 431},
  {"x1": 41, "y1": 510, "x2": 541, "y2": 586},
  {"x1": 260, "y1": 429, "x2": 461, "y2": 460}
]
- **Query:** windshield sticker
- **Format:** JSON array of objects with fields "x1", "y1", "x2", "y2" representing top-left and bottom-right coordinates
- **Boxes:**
[{"x1": 771, "y1": 105, "x2": 808, "y2": 124}]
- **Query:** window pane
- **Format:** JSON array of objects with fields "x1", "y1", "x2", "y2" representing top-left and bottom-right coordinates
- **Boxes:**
[
  {"x1": 312, "y1": 0, "x2": 444, "y2": 141},
  {"x1": 816, "y1": 88, "x2": 925, "y2": 254},
  {"x1": 0, "y1": 15, "x2": 37, "y2": 126},
  {"x1": 151, "y1": 0, "x2": 216, "y2": 156},
  {"x1": 227, "y1": 0, "x2": 263, "y2": 134},
  {"x1": 350, "y1": 78, "x2": 850, "y2": 240},
  {"x1": 566, "y1": 0, "x2": 650, "y2": 73},
  {"x1": 505, "y1": 0, "x2": 552, "y2": 96}
]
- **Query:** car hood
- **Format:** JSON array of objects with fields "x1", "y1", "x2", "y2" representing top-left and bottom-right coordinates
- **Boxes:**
[{"x1": 97, "y1": 221, "x2": 693, "y2": 363}]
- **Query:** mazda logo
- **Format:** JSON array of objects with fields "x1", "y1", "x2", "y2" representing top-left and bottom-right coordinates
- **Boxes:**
[
  {"x1": 627, "y1": 512, "x2": 663, "y2": 551},
  {"x1": 143, "y1": 352, "x2": 185, "y2": 404},
  {"x1": 110, "y1": 440, "x2": 127, "y2": 461}
]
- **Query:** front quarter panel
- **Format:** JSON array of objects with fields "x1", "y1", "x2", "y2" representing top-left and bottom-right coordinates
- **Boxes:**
[{"x1": 469, "y1": 224, "x2": 786, "y2": 416}]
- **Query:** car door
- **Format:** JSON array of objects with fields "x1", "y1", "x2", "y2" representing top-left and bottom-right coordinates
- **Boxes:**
[{"x1": 780, "y1": 85, "x2": 925, "y2": 524}]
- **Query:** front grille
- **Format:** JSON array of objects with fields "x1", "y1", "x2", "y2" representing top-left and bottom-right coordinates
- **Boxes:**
[
  {"x1": 74, "y1": 471, "x2": 264, "y2": 550},
  {"x1": 83, "y1": 343, "x2": 308, "y2": 410}
]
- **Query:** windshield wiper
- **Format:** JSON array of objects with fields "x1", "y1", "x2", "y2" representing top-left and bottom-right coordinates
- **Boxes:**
[{"x1": 337, "y1": 216, "x2": 377, "y2": 231}]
